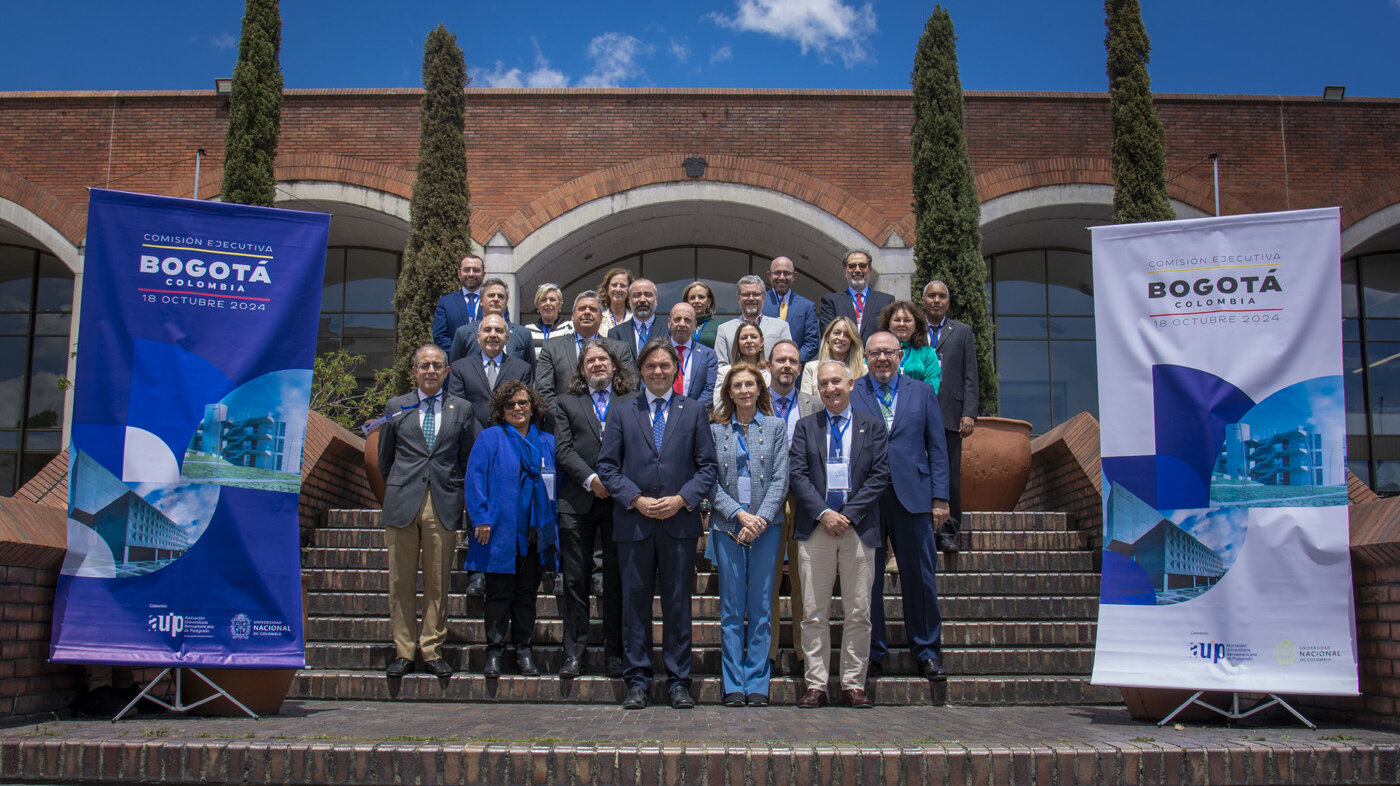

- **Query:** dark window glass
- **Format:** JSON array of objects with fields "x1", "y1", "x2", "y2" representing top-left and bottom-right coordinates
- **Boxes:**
[
  {"x1": 0, "y1": 453, "x2": 15, "y2": 496},
  {"x1": 343, "y1": 249, "x2": 397, "y2": 313},
  {"x1": 0, "y1": 246, "x2": 35, "y2": 312},
  {"x1": 996, "y1": 339, "x2": 1051, "y2": 433},
  {"x1": 1376, "y1": 460, "x2": 1400, "y2": 495},
  {"x1": 993, "y1": 251, "x2": 1046, "y2": 315},
  {"x1": 35, "y1": 254, "x2": 72, "y2": 313},
  {"x1": 1048, "y1": 316, "x2": 1095, "y2": 340},
  {"x1": 0, "y1": 431, "x2": 17, "y2": 450},
  {"x1": 1344, "y1": 318, "x2": 1360, "y2": 342},
  {"x1": 996, "y1": 317, "x2": 1046, "y2": 339},
  {"x1": 1367, "y1": 341, "x2": 1400, "y2": 436},
  {"x1": 1364, "y1": 319, "x2": 1400, "y2": 341},
  {"x1": 1345, "y1": 342, "x2": 1367, "y2": 435},
  {"x1": 33, "y1": 313, "x2": 70, "y2": 335},
  {"x1": 1047, "y1": 250, "x2": 1094, "y2": 315},
  {"x1": 0, "y1": 314, "x2": 30, "y2": 335},
  {"x1": 0, "y1": 337, "x2": 28, "y2": 428},
  {"x1": 1361, "y1": 253, "x2": 1400, "y2": 318},
  {"x1": 342, "y1": 313, "x2": 395, "y2": 335},
  {"x1": 20, "y1": 453, "x2": 55, "y2": 488},
  {"x1": 321, "y1": 248, "x2": 346, "y2": 313},
  {"x1": 25, "y1": 431, "x2": 60, "y2": 450},
  {"x1": 1342, "y1": 258, "x2": 1359, "y2": 320},
  {"x1": 27, "y1": 336, "x2": 68, "y2": 429},
  {"x1": 1050, "y1": 341, "x2": 1099, "y2": 425}
]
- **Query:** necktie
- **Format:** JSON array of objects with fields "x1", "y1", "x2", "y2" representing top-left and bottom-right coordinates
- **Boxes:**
[
  {"x1": 779, "y1": 295, "x2": 788, "y2": 321},
  {"x1": 877, "y1": 383, "x2": 894, "y2": 427},
  {"x1": 487, "y1": 357, "x2": 499, "y2": 388},
  {"x1": 854, "y1": 291, "x2": 865, "y2": 322},
  {"x1": 593, "y1": 390, "x2": 608, "y2": 423},
  {"x1": 775, "y1": 396, "x2": 791, "y2": 421},
  {"x1": 826, "y1": 415, "x2": 845, "y2": 511},
  {"x1": 422, "y1": 397, "x2": 439, "y2": 451},
  {"x1": 465, "y1": 291, "x2": 479, "y2": 321},
  {"x1": 652, "y1": 398, "x2": 667, "y2": 452},
  {"x1": 638, "y1": 319, "x2": 651, "y2": 346},
  {"x1": 673, "y1": 344, "x2": 686, "y2": 395}
]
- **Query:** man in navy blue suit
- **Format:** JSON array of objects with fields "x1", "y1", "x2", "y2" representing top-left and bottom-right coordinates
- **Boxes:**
[
  {"x1": 852, "y1": 331, "x2": 951, "y2": 681},
  {"x1": 597, "y1": 338, "x2": 718, "y2": 710},
  {"x1": 665, "y1": 302, "x2": 717, "y2": 411},
  {"x1": 818, "y1": 250, "x2": 896, "y2": 342},
  {"x1": 448, "y1": 278, "x2": 535, "y2": 373},
  {"x1": 789, "y1": 360, "x2": 890, "y2": 709},
  {"x1": 432, "y1": 254, "x2": 486, "y2": 352},
  {"x1": 764, "y1": 256, "x2": 820, "y2": 364},
  {"x1": 605, "y1": 278, "x2": 660, "y2": 361}
]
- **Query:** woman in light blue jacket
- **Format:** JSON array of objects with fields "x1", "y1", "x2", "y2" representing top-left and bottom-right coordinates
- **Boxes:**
[{"x1": 706, "y1": 362, "x2": 789, "y2": 707}]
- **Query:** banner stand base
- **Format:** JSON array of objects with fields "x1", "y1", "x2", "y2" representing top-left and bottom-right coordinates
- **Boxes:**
[
  {"x1": 112, "y1": 667, "x2": 261, "y2": 722},
  {"x1": 1156, "y1": 690, "x2": 1316, "y2": 729}
]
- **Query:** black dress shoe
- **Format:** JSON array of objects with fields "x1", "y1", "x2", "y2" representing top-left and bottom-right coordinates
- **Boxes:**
[
  {"x1": 517, "y1": 651, "x2": 540, "y2": 676},
  {"x1": 386, "y1": 657, "x2": 414, "y2": 678},
  {"x1": 606, "y1": 657, "x2": 625, "y2": 678},
  {"x1": 558, "y1": 656, "x2": 582, "y2": 678},
  {"x1": 921, "y1": 657, "x2": 947, "y2": 681},
  {"x1": 622, "y1": 685, "x2": 648, "y2": 710},
  {"x1": 937, "y1": 531, "x2": 960, "y2": 553},
  {"x1": 482, "y1": 651, "x2": 503, "y2": 678},
  {"x1": 746, "y1": 693, "x2": 769, "y2": 707},
  {"x1": 423, "y1": 658, "x2": 454, "y2": 677},
  {"x1": 723, "y1": 692, "x2": 746, "y2": 707},
  {"x1": 466, "y1": 572, "x2": 485, "y2": 596},
  {"x1": 669, "y1": 684, "x2": 695, "y2": 709}
]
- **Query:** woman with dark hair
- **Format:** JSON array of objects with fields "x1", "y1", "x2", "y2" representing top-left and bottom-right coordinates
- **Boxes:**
[
  {"x1": 597, "y1": 267, "x2": 634, "y2": 336},
  {"x1": 683, "y1": 280, "x2": 720, "y2": 349},
  {"x1": 707, "y1": 363, "x2": 788, "y2": 707},
  {"x1": 878, "y1": 300, "x2": 941, "y2": 392},
  {"x1": 714, "y1": 321, "x2": 770, "y2": 406},
  {"x1": 463, "y1": 380, "x2": 559, "y2": 677}
]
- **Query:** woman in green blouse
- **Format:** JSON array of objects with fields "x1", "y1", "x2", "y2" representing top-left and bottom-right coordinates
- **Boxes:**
[{"x1": 878, "y1": 300, "x2": 941, "y2": 393}]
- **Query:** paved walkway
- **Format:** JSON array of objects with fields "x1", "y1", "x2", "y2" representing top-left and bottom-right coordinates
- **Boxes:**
[{"x1": 3, "y1": 701, "x2": 1400, "y2": 784}]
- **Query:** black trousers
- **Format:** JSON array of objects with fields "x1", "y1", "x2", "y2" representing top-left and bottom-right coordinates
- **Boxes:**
[
  {"x1": 483, "y1": 539, "x2": 541, "y2": 654},
  {"x1": 940, "y1": 428, "x2": 964, "y2": 535},
  {"x1": 559, "y1": 498, "x2": 623, "y2": 661}
]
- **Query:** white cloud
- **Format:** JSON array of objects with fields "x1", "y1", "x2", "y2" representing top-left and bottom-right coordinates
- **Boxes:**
[
  {"x1": 669, "y1": 37, "x2": 690, "y2": 64},
  {"x1": 579, "y1": 32, "x2": 652, "y2": 88},
  {"x1": 710, "y1": 0, "x2": 876, "y2": 67},
  {"x1": 710, "y1": 45, "x2": 733, "y2": 64},
  {"x1": 209, "y1": 32, "x2": 237, "y2": 50},
  {"x1": 478, "y1": 41, "x2": 569, "y2": 88}
]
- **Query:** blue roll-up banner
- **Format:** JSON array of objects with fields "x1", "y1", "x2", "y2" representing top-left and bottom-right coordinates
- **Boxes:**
[
  {"x1": 1089, "y1": 208, "x2": 1358, "y2": 695},
  {"x1": 50, "y1": 189, "x2": 329, "y2": 668}
]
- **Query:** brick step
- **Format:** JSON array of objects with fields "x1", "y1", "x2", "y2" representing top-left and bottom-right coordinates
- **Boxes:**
[
  {"x1": 306, "y1": 591, "x2": 1099, "y2": 621},
  {"x1": 301, "y1": 547, "x2": 1098, "y2": 574},
  {"x1": 302, "y1": 568, "x2": 1102, "y2": 596},
  {"x1": 290, "y1": 670, "x2": 1121, "y2": 706},
  {"x1": 304, "y1": 643, "x2": 1095, "y2": 675},
  {"x1": 307, "y1": 527, "x2": 1086, "y2": 552},
  {"x1": 325, "y1": 508, "x2": 1076, "y2": 533},
  {"x1": 305, "y1": 617, "x2": 1097, "y2": 648}
]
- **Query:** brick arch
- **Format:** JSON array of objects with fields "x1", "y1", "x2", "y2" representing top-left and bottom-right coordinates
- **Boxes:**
[
  {"x1": 974, "y1": 157, "x2": 1230, "y2": 218},
  {"x1": 1340, "y1": 177, "x2": 1400, "y2": 254},
  {"x1": 196, "y1": 153, "x2": 418, "y2": 205},
  {"x1": 0, "y1": 168, "x2": 85, "y2": 264},
  {"x1": 499, "y1": 154, "x2": 893, "y2": 246}
]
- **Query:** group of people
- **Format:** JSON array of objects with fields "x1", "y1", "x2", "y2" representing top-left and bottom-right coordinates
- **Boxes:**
[{"x1": 376, "y1": 248, "x2": 981, "y2": 710}]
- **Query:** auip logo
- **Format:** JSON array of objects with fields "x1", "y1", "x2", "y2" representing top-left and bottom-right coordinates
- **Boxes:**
[
  {"x1": 148, "y1": 612, "x2": 185, "y2": 637},
  {"x1": 1189, "y1": 640, "x2": 1226, "y2": 664},
  {"x1": 1276, "y1": 640, "x2": 1297, "y2": 666}
]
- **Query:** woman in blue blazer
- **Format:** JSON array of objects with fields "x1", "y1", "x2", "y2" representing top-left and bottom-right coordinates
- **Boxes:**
[
  {"x1": 706, "y1": 362, "x2": 789, "y2": 706},
  {"x1": 464, "y1": 380, "x2": 559, "y2": 678}
]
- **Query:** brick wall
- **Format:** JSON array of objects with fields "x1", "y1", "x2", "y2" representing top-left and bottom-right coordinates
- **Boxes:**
[
  {"x1": 2, "y1": 89, "x2": 1398, "y2": 251},
  {"x1": 1015, "y1": 411, "x2": 1103, "y2": 551}
]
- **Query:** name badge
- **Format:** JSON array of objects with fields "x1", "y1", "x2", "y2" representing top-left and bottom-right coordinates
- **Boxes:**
[
  {"x1": 826, "y1": 461, "x2": 849, "y2": 492},
  {"x1": 737, "y1": 476, "x2": 752, "y2": 505},
  {"x1": 542, "y1": 471, "x2": 556, "y2": 501}
]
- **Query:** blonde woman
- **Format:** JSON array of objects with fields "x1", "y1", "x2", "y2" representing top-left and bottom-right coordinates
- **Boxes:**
[
  {"x1": 799, "y1": 316, "x2": 865, "y2": 396},
  {"x1": 597, "y1": 267, "x2": 634, "y2": 336}
]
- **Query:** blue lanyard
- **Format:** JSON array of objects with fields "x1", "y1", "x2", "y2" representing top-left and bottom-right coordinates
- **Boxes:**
[
  {"x1": 592, "y1": 391, "x2": 610, "y2": 424},
  {"x1": 829, "y1": 415, "x2": 849, "y2": 460},
  {"x1": 876, "y1": 381, "x2": 896, "y2": 410},
  {"x1": 732, "y1": 421, "x2": 751, "y2": 477},
  {"x1": 651, "y1": 395, "x2": 671, "y2": 426},
  {"x1": 931, "y1": 321, "x2": 945, "y2": 350}
]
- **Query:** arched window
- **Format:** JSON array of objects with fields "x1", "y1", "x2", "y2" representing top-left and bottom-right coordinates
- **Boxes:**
[
  {"x1": 1343, "y1": 252, "x2": 1400, "y2": 494},
  {"x1": 318, "y1": 247, "x2": 401, "y2": 386}
]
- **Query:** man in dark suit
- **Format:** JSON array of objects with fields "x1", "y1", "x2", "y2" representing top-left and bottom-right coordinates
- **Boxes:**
[
  {"x1": 377, "y1": 344, "x2": 480, "y2": 678},
  {"x1": 665, "y1": 302, "x2": 717, "y2": 410},
  {"x1": 765, "y1": 339, "x2": 822, "y2": 670},
  {"x1": 445, "y1": 314, "x2": 533, "y2": 428},
  {"x1": 553, "y1": 340, "x2": 637, "y2": 680},
  {"x1": 789, "y1": 360, "x2": 890, "y2": 709},
  {"x1": 605, "y1": 278, "x2": 660, "y2": 360},
  {"x1": 537, "y1": 290, "x2": 636, "y2": 415},
  {"x1": 924, "y1": 279, "x2": 979, "y2": 554},
  {"x1": 448, "y1": 278, "x2": 535, "y2": 372},
  {"x1": 432, "y1": 254, "x2": 486, "y2": 352},
  {"x1": 852, "y1": 331, "x2": 952, "y2": 681},
  {"x1": 597, "y1": 339, "x2": 718, "y2": 710},
  {"x1": 764, "y1": 256, "x2": 821, "y2": 364},
  {"x1": 818, "y1": 250, "x2": 896, "y2": 342}
]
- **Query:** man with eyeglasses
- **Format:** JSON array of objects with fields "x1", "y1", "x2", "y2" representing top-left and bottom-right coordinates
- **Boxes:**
[
  {"x1": 818, "y1": 250, "x2": 895, "y2": 342},
  {"x1": 714, "y1": 275, "x2": 792, "y2": 367},
  {"x1": 448, "y1": 278, "x2": 535, "y2": 376},
  {"x1": 764, "y1": 257, "x2": 820, "y2": 364},
  {"x1": 377, "y1": 345, "x2": 481, "y2": 679}
]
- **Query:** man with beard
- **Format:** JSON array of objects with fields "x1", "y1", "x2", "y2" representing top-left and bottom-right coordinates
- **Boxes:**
[
  {"x1": 606, "y1": 278, "x2": 661, "y2": 361},
  {"x1": 536, "y1": 291, "x2": 637, "y2": 415},
  {"x1": 818, "y1": 250, "x2": 895, "y2": 342},
  {"x1": 432, "y1": 254, "x2": 488, "y2": 352}
]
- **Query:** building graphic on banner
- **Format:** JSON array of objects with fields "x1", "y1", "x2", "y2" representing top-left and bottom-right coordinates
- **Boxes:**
[
  {"x1": 191, "y1": 403, "x2": 289, "y2": 471},
  {"x1": 67, "y1": 450, "x2": 189, "y2": 577},
  {"x1": 1214, "y1": 423, "x2": 1328, "y2": 487},
  {"x1": 1104, "y1": 482, "x2": 1230, "y2": 604}
]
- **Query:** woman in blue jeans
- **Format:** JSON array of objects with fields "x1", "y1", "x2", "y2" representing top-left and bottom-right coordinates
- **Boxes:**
[{"x1": 706, "y1": 362, "x2": 789, "y2": 706}]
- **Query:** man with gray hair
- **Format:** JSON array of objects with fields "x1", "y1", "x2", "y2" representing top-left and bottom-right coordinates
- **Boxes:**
[
  {"x1": 536, "y1": 290, "x2": 637, "y2": 414},
  {"x1": 448, "y1": 278, "x2": 535, "y2": 374},
  {"x1": 715, "y1": 274, "x2": 793, "y2": 366}
]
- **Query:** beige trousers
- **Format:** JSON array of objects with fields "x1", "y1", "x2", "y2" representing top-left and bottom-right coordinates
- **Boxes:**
[
  {"x1": 385, "y1": 492, "x2": 455, "y2": 661},
  {"x1": 797, "y1": 524, "x2": 875, "y2": 691}
]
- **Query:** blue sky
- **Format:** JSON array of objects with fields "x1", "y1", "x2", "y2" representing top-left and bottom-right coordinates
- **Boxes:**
[{"x1": 2, "y1": 1, "x2": 1398, "y2": 96}]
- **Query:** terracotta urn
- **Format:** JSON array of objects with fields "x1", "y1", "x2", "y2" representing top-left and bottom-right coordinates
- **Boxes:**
[
  {"x1": 959, "y1": 416, "x2": 1033, "y2": 512},
  {"x1": 363, "y1": 424, "x2": 386, "y2": 505}
]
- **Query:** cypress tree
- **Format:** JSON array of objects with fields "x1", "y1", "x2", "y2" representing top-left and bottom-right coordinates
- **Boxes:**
[
  {"x1": 910, "y1": 5, "x2": 998, "y2": 414},
  {"x1": 390, "y1": 25, "x2": 472, "y2": 390},
  {"x1": 220, "y1": 0, "x2": 282, "y2": 206},
  {"x1": 1105, "y1": 0, "x2": 1174, "y2": 223}
]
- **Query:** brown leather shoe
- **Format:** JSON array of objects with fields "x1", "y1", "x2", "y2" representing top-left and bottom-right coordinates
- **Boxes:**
[
  {"x1": 841, "y1": 688, "x2": 874, "y2": 709},
  {"x1": 797, "y1": 687, "x2": 828, "y2": 708}
]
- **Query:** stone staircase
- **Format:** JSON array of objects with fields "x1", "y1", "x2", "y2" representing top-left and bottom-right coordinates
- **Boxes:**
[{"x1": 292, "y1": 509, "x2": 1119, "y2": 706}]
